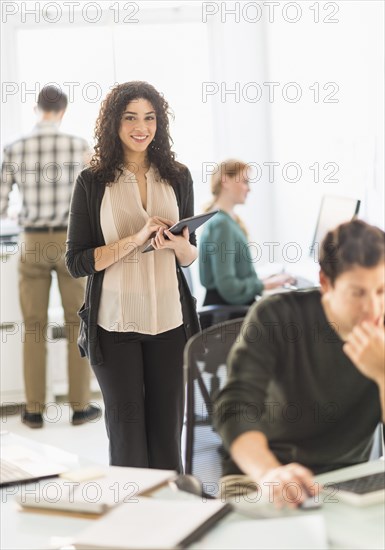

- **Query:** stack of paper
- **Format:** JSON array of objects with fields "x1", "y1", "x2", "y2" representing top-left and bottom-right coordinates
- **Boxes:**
[{"x1": 189, "y1": 514, "x2": 329, "y2": 550}]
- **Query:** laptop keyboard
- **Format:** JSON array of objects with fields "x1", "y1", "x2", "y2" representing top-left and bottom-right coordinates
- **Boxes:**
[
  {"x1": 326, "y1": 472, "x2": 385, "y2": 495},
  {"x1": 0, "y1": 459, "x2": 35, "y2": 484},
  {"x1": 292, "y1": 276, "x2": 316, "y2": 290}
]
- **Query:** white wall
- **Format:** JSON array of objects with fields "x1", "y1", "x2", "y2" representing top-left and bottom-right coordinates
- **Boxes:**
[
  {"x1": 265, "y1": 0, "x2": 384, "y2": 261},
  {"x1": 204, "y1": 15, "x2": 274, "y2": 246},
  {"x1": 188, "y1": 13, "x2": 275, "y2": 302},
  {"x1": 1, "y1": 1, "x2": 383, "y2": 294},
  {"x1": 1, "y1": 1, "x2": 276, "y2": 303}
]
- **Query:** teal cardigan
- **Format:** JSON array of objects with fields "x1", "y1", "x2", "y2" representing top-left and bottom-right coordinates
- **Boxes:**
[{"x1": 199, "y1": 210, "x2": 264, "y2": 305}]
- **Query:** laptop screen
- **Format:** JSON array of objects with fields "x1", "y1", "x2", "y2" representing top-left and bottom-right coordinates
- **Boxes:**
[{"x1": 309, "y1": 195, "x2": 361, "y2": 258}]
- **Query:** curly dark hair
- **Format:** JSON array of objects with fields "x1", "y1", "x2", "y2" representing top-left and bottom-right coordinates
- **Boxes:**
[
  {"x1": 319, "y1": 219, "x2": 385, "y2": 284},
  {"x1": 90, "y1": 81, "x2": 182, "y2": 185}
]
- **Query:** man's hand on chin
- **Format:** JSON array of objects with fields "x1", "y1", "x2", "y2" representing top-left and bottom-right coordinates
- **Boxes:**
[{"x1": 343, "y1": 321, "x2": 385, "y2": 383}]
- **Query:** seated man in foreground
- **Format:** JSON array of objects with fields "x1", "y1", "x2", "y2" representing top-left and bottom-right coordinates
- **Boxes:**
[{"x1": 213, "y1": 219, "x2": 385, "y2": 508}]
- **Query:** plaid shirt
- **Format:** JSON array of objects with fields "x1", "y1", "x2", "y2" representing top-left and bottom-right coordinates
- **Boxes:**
[{"x1": 1, "y1": 121, "x2": 91, "y2": 228}]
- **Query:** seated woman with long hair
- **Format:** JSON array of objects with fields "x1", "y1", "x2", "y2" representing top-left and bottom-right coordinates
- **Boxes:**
[{"x1": 199, "y1": 159, "x2": 294, "y2": 306}]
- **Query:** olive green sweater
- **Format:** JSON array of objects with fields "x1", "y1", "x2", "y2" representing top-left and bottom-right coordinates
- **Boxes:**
[
  {"x1": 199, "y1": 210, "x2": 264, "y2": 305},
  {"x1": 214, "y1": 289, "x2": 382, "y2": 475}
]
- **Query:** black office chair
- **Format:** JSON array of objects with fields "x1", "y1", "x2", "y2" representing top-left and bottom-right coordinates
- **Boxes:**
[
  {"x1": 184, "y1": 318, "x2": 245, "y2": 494},
  {"x1": 198, "y1": 304, "x2": 250, "y2": 330}
]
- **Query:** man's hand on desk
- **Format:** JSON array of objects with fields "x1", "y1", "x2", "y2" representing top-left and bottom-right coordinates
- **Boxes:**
[
  {"x1": 230, "y1": 432, "x2": 320, "y2": 509},
  {"x1": 258, "y1": 463, "x2": 319, "y2": 510}
]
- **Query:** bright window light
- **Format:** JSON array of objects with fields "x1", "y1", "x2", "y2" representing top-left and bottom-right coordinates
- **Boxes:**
[{"x1": 16, "y1": 17, "x2": 212, "y2": 171}]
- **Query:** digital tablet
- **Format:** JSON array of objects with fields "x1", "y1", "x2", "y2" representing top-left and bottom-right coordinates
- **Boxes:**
[{"x1": 142, "y1": 210, "x2": 219, "y2": 253}]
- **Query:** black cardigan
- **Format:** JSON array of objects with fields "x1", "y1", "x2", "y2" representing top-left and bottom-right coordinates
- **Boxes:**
[{"x1": 65, "y1": 164, "x2": 200, "y2": 366}]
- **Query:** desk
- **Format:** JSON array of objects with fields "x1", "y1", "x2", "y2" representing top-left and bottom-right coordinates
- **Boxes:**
[
  {"x1": 315, "y1": 460, "x2": 385, "y2": 550},
  {"x1": 153, "y1": 460, "x2": 384, "y2": 550},
  {"x1": 1, "y1": 433, "x2": 384, "y2": 550},
  {"x1": 1, "y1": 432, "x2": 90, "y2": 550}
]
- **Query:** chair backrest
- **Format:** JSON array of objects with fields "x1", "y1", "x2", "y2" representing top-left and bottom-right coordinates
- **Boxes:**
[
  {"x1": 369, "y1": 423, "x2": 384, "y2": 460},
  {"x1": 184, "y1": 317, "x2": 245, "y2": 495},
  {"x1": 198, "y1": 304, "x2": 250, "y2": 330}
]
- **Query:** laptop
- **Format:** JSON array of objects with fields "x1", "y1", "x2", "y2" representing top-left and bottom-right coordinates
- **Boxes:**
[
  {"x1": 322, "y1": 471, "x2": 385, "y2": 506},
  {"x1": 0, "y1": 444, "x2": 68, "y2": 487},
  {"x1": 283, "y1": 195, "x2": 361, "y2": 290}
]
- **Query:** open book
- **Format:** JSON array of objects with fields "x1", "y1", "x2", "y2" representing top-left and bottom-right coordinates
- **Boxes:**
[{"x1": 73, "y1": 497, "x2": 231, "y2": 549}]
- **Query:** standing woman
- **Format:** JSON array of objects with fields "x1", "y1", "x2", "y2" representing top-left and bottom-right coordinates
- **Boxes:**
[
  {"x1": 66, "y1": 82, "x2": 199, "y2": 471},
  {"x1": 199, "y1": 160, "x2": 294, "y2": 306}
]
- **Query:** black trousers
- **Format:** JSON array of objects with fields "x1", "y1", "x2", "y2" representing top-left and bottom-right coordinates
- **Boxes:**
[{"x1": 92, "y1": 325, "x2": 186, "y2": 471}]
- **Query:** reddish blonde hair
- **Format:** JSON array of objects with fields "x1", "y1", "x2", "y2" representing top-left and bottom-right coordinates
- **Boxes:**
[{"x1": 204, "y1": 159, "x2": 249, "y2": 236}]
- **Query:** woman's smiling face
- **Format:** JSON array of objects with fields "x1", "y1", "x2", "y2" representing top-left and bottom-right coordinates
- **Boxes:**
[{"x1": 118, "y1": 98, "x2": 157, "y2": 156}]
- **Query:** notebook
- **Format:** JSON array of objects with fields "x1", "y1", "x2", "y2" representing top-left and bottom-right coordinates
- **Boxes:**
[
  {"x1": 188, "y1": 513, "x2": 328, "y2": 550},
  {"x1": 0, "y1": 445, "x2": 68, "y2": 487},
  {"x1": 72, "y1": 497, "x2": 231, "y2": 549},
  {"x1": 15, "y1": 466, "x2": 176, "y2": 515}
]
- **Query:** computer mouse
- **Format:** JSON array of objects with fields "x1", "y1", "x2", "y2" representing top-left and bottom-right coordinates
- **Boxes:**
[{"x1": 300, "y1": 497, "x2": 322, "y2": 510}]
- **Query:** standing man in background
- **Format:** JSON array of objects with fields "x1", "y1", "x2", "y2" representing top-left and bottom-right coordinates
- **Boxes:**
[{"x1": 1, "y1": 85, "x2": 100, "y2": 428}]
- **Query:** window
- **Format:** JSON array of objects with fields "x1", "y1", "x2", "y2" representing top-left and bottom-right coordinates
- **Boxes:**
[{"x1": 13, "y1": 8, "x2": 213, "y2": 171}]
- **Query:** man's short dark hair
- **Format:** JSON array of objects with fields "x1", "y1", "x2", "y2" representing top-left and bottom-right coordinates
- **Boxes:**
[
  {"x1": 319, "y1": 219, "x2": 385, "y2": 284},
  {"x1": 37, "y1": 86, "x2": 68, "y2": 112}
]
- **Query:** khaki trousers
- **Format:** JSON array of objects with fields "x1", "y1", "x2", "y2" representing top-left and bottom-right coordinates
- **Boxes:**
[{"x1": 18, "y1": 231, "x2": 90, "y2": 413}]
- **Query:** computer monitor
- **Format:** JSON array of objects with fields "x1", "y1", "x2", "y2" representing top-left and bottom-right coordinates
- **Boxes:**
[{"x1": 309, "y1": 195, "x2": 361, "y2": 257}]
